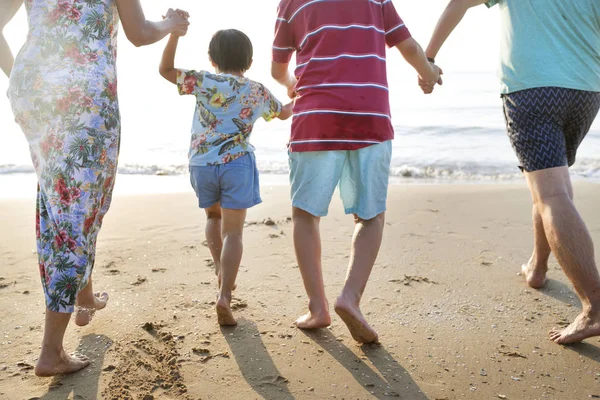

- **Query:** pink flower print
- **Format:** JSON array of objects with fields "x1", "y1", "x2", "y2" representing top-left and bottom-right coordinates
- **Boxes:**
[
  {"x1": 182, "y1": 75, "x2": 197, "y2": 95},
  {"x1": 239, "y1": 107, "x2": 253, "y2": 120}
]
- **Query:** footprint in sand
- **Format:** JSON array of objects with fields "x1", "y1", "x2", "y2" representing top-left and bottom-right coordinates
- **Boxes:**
[{"x1": 131, "y1": 276, "x2": 147, "y2": 286}]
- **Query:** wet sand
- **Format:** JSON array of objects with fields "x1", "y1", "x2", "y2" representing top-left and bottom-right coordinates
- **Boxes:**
[{"x1": 1, "y1": 183, "x2": 600, "y2": 400}]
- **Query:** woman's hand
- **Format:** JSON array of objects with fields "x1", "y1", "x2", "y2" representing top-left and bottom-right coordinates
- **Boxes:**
[{"x1": 163, "y1": 9, "x2": 190, "y2": 37}]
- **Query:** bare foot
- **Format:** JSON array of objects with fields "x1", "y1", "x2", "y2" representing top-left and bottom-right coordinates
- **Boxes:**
[
  {"x1": 295, "y1": 311, "x2": 331, "y2": 330},
  {"x1": 216, "y1": 297, "x2": 237, "y2": 326},
  {"x1": 75, "y1": 292, "x2": 109, "y2": 327},
  {"x1": 334, "y1": 297, "x2": 379, "y2": 344},
  {"x1": 521, "y1": 258, "x2": 548, "y2": 289},
  {"x1": 35, "y1": 349, "x2": 90, "y2": 377},
  {"x1": 549, "y1": 312, "x2": 600, "y2": 344}
]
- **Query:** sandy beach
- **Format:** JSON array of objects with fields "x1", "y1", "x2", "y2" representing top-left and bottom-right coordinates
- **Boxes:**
[{"x1": 1, "y1": 182, "x2": 599, "y2": 400}]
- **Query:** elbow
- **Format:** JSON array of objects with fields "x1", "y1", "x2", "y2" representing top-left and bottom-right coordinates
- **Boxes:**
[
  {"x1": 271, "y1": 65, "x2": 285, "y2": 81},
  {"x1": 128, "y1": 34, "x2": 147, "y2": 48},
  {"x1": 125, "y1": 23, "x2": 153, "y2": 48}
]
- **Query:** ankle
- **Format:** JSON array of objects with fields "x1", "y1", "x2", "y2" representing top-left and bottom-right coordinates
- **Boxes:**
[
  {"x1": 529, "y1": 254, "x2": 549, "y2": 268},
  {"x1": 307, "y1": 299, "x2": 329, "y2": 315},
  {"x1": 337, "y1": 290, "x2": 362, "y2": 307},
  {"x1": 218, "y1": 292, "x2": 232, "y2": 304}
]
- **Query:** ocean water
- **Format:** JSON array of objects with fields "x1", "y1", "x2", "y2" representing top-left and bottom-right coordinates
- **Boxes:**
[{"x1": 1, "y1": 1, "x2": 599, "y2": 198}]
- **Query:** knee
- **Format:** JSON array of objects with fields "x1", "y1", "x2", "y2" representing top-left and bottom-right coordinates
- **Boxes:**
[
  {"x1": 293, "y1": 207, "x2": 320, "y2": 224},
  {"x1": 206, "y1": 211, "x2": 222, "y2": 221},
  {"x1": 354, "y1": 212, "x2": 385, "y2": 225},
  {"x1": 535, "y1": 191, "x2": 571, "y2": 211}
]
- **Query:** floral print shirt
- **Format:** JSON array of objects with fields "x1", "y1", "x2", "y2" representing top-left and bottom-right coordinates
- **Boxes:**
[{"x1": 176, "y1": 70, "x2": 283, "y2": 166}]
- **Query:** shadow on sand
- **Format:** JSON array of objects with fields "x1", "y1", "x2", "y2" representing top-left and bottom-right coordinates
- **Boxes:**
[
  {"x1": 538, "y1": 278, "x2": 581, "y2": 309},
  {"x1": 222, "y1": 318, "x2": 295, "y2": 400},
  {"x1": 302, "y1": 329, "x2": 429, "y2": 400}
]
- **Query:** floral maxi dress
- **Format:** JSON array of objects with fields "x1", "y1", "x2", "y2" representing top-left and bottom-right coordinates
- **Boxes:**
[{"x1": 7, "y1": 0, "x2": 120, "y2": 313}]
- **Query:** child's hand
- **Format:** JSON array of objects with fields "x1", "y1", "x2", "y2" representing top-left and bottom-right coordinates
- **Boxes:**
[{"x1": 163, "y1": 8, "x2": 190, "y2": 36}]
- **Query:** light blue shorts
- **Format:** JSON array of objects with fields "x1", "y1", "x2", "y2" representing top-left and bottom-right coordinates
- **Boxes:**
[
  {"x1": 289, "y1": 141, "x2": 392, "y2": 220},
  {"x1": 190, "y1": 152, "x2": 261, "y2": 210}
]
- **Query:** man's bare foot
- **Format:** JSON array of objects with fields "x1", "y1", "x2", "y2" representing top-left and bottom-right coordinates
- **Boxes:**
[
  {"x1": 334, "y1": 297, "x2": 379, "y2": 344},
  {"x1": 521, "y1": 258, "x2": 548, "y2": 289},
  {"x1": 549, "y1": 311, "x2": 600, "y2": 344},
  {"x1": 35, "y1": 349, "x2": 90, "y2": 377},
  {"x1": 295, "y1": 311, "x2": 331, "y2": 330},
  {"x1": 216, "y1": 297, "x2": 237, "y2": 326},
  {"x1": 75, "y1": 292, "x2": 109, "y2": 327}
]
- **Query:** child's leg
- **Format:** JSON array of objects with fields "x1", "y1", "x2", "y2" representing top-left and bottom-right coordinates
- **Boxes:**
[
  {"x1": 204, "y1": 203, "x2": 223, "y2": 279},
  {"x1": 216, "y1": 207, "x2": 247, "y2": 326}
]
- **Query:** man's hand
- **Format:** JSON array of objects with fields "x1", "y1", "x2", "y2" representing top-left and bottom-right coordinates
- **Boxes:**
[{"x1": 418, "y1": 64, "x2": 443, "y2": 94}]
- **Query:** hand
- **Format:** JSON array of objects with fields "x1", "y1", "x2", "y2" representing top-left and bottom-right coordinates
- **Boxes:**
[
  {"x1": 163, "y1": 8, "x2": 190, "y2": 36},
  {"x1": 418, "y1": 64, "x2": 443, "y2": 94}
]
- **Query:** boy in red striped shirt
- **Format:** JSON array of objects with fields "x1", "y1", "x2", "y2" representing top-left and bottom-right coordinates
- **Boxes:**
[{"x1": 272, "y1": 0, "x2": 442, "y2": 343}]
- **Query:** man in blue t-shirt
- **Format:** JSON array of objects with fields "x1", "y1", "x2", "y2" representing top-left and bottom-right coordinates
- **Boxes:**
[{"x1": 424, "y1": 0, "x2": 600, "y2": 345}]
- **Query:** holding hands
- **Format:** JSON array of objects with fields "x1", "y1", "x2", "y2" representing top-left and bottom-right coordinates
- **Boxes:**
[
  {"x1": 419, "y1": 63, "x2": 443, "y2": 95},
  {"x1": 163, "y1": 8, "x2": 190, "y2": 37}
]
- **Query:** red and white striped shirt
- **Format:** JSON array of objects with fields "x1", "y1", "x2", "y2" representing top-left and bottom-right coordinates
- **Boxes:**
[{"x1": 273, "y1": 0, "x2": 411, "y2": 152}]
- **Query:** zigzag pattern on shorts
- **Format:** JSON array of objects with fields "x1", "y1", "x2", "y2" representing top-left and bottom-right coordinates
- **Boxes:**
[{"x1": 502, "y1": 87, "x2": 600, "y2": 172}]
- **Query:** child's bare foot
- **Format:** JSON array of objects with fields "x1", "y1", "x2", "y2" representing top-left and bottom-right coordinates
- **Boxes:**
[
  {"x1": 75, "y1": 292, "x2": 109, "y2": 327},
  {"x1": 35, "y1": 349, "x2": 90, "y2": 377},
  {"x1": 295, "y1": 310, "x2": 331, "y2": 330},
  {"x1": 216, "y1": 296, "x2": 237, "y2": 326},
  {"x1": 334, "y1": 296, "x2": 379, "y2": 344}
]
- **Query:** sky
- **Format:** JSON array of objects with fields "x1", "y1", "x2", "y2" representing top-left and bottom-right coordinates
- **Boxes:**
[{"x1": 0, "y1": 0, "x2": 501, "y2": 167}]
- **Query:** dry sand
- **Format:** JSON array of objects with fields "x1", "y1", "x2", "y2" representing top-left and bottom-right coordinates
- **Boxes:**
[{"x1": 1, "y1": 183, "x2": 600, "y2": 400}]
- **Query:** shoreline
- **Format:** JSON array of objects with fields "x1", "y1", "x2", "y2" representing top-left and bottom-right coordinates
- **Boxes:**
[{"x1": 2, "y1": 171, "x2": 599, "y2": 201}]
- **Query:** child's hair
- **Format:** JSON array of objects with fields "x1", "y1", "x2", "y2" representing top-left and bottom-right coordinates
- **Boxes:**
[{"x1": 209, "y1": 29, "x2": 253, "y2": 73}]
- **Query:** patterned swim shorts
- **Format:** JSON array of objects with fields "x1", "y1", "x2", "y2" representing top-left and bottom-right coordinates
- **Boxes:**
[{"x1": 502, "y1": 87, "x2": 600, "y2": 172}]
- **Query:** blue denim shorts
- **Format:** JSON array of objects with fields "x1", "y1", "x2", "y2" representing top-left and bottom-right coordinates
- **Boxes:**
[
  {"x1": 190, "y1": 152, "x2": 262, "y2": 209},
  {"x1": 288, "y1": 141, "x2": 392, "y2": 220}
]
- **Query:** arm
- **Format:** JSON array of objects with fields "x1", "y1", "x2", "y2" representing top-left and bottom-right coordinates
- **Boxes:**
[
  {"x1": 0, "y1": 0, "x2": 23, "y2": 77},
  {"x1": 425, "y1": 0, "x2": 488, "y2": 60},
  {"x1": 396, "y1": 37, "x2": 441, "y2": 83},
  {"x1": 278, "y1": 102, "x2": 293, "y2": 120},
  {"x1": 271, "y1": 62, "x2": 297, "y2": 99},
  {"x1": 115, "y1": 1, "x2": 189, "y2": 47},
  {"x1": 159, "y1": 34, "x2": 180, "y2": 84}
]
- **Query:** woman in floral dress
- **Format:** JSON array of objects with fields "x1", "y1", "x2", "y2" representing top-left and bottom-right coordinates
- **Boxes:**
[{"x1": 1, "y1": 0, "x2": 189, "y2": 377}]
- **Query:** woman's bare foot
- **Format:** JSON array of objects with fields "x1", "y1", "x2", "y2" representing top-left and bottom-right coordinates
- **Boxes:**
[
  {"x1": 549, "y1": 311, "x2": 600, "y2": 344},
  {"x1": 216, "y1": 297, "x2": 237, "y2": 326},
  {"x1": 35, "y1": 349, "x2": 90, "y2": 377},
  {"x1": 334, "y1": 297, "x2": 378, "y2": 344},
  {"x1": 75, "y1": 292, "x2": 109, "y2": 327},
  {"x1": 295, "y1": 310, "x2": 331, "y2": 330},
  {"x1": 521, "y1": 258, "x2": 548, "y2": 289}
]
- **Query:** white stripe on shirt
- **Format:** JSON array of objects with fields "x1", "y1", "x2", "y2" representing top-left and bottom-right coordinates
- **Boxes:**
[
  {"x1": 294, "y1": 109, "x2": 391, "y2": 119},
  {"x1": 297, "y1": 83, "x2": 389, "y2": 91},
  {"x1": 295, "y1": 53, "x2": 386, "y2": 69},
  {"x1": 385, "y1": 23, "x2": 406, "y2": 35},
  {"x1": 299, "y1": 24, "x2": 385, "y2": 49},
  {"x1": 280, "y1": 0, "x2": 386, "y2": 23}
]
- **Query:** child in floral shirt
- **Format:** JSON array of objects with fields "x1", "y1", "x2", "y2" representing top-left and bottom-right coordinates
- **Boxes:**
[{"x1": 160, "y1": 28, "x2": 292, "y2": 326}]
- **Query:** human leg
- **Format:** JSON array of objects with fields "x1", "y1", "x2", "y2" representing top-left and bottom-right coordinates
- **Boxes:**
[{"x1": 288, "y1": 151, "x2": 344, "y2": 329}]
